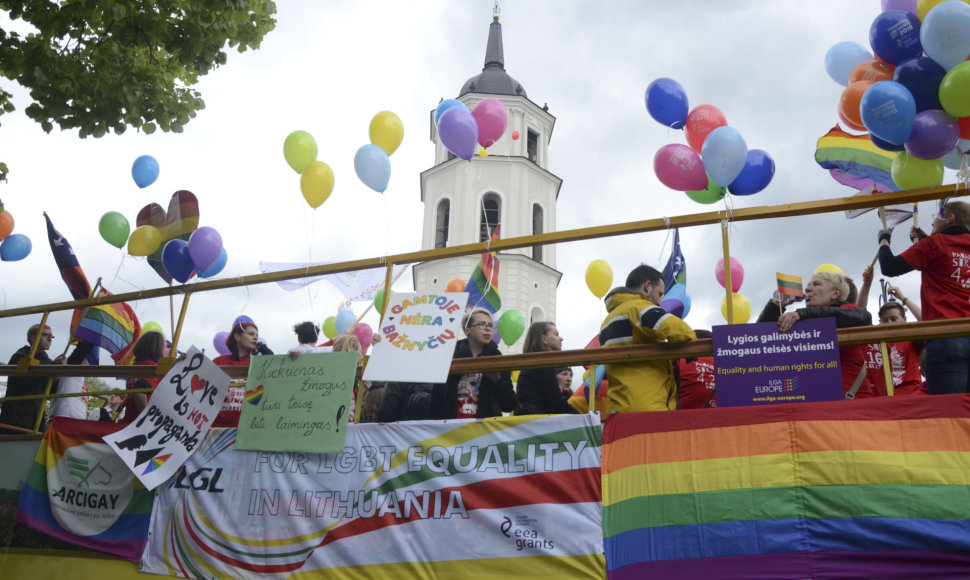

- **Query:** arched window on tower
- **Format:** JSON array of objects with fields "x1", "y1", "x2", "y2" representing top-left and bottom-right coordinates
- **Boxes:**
[
  {"x1": 480, "y1": 194, "x2": 501, "y2": 241},
  {"x1": 532, "y1": 203, "x2": 544, "y2": 261},
  {"x1": 435, "y1": 199, "x2": 450, "y2": 248}
]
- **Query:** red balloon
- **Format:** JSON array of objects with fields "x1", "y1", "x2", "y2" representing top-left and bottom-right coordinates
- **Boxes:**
[
  {"x1": 512, "y1": 130, "x2": 520, "y2": 140},
  {"x1": 445, "y1": 278, "x2": 465, "y2": 292},
  {"x1": 838, "y1": 80, "x2": 874, "y2": 130},
  {"x1": 959, "y1": 116, "x2": 970, "y2": 140},
  {"x1": 685, "y1": 105, "x2": 727, "y2": 153}
]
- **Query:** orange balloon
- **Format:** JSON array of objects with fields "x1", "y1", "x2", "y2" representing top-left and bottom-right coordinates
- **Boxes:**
[
  {"x1": 685, "y1": 104, "x2": 727, "y2": 153},
  {"x1": 849, "y1": 60, "x2": 894, "y2": 84},
  {"x1": 838, "y1": 80, "x2": 874, "y2": 130},
  {"x1": 838, "y1": 109, "x2": 868, "y2": 133},
  {"x1": 444, "y1": 278, "x2": 465, "y2": 292},
  {"x1": 0, "y1": 209, "x2": 13, "y2": 241}
]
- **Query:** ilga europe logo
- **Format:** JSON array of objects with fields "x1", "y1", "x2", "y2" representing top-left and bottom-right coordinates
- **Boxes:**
[
  {"x1": 783, "y1": 377, "x2": 798, "y2": 392},
  {"x1": 499, "y1": 514, "x2": 555, "y2": 552},
  {"x1": 48, "y1": 442, "x2": 134, "y2": 536}
]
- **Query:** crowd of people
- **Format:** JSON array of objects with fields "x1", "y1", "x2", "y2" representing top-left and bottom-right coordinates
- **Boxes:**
[{"x1": 4, "y1": 200, "x2": 970, "y2": 431}]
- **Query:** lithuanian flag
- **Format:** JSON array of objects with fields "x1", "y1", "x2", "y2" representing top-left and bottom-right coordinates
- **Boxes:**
[{"x1": 776, "y1": 271, "x2": 804, "y2": 298}]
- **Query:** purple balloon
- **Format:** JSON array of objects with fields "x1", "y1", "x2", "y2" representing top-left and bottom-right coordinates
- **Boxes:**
[
  {"x1": 233, "y1": 315, "x2": 254, "y2": 327},
  {"x1": 437, "y1": 107, "x2": 479, "y2": 160},
  {"x1": 881, "y1": 0, "x2": 917, "y2": 14},
  {"x1": 653, "y1": 143, "x2": 709, "y2": 191},
  {"x1": 660, "y1": 297, "x2": 685, "y2": 318},
  {"x1": 905, "y1": 109, "x2": 960, "y2": 160},
  {"x1": 892, "y1": 56, "x2": 946, "y2": 112},
  {"x1": 213, "y1": 331, "x2": 231, "y2": 356},
  {"x1": 188, "y1": 226, "x2": 223, "y2": 272}
]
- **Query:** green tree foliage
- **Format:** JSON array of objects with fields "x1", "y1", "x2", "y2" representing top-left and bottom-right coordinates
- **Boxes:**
[{"x1": 0, "y1": 0, "x2": 278, "y2": 181}]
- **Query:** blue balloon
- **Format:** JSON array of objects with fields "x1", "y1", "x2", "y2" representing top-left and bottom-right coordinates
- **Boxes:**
[
  {"x1": 702, "y1": 126, "x2": 748, "y2": 187},
  {"x1": 869, "y1": 10, "x2": 922, "y2": 65},
  {"x1": 860, "y1": 81, "x2": 917, "y2": 145},
  {"x1": 0, "y1": 233, "x2": 31, "y2": 261},
  {"x1": 893, "y1": 56, "x2": 946, "y2": 112},
  {"x1": 199, "y1": 248, "x2": 227, "y2": 278},
  {"x1": 728, "y1": 149, "x2": 775, "y2": 196},
  {"x1": 161, "y1": 239, "x2": 195, "y2": 283},
  {"x1": 644, "y1": 78, "x2": 689, "y2": 129},
  {"x1": 233, "y1": 315, "x2": 254, "y2": 327},
  {"x1": 682, "y1": 292, "x2": 692, "y2": 318},
  {"x1": 869, "y1": 132, "x2": 906, "y2": 152},
  {"x1": 825, "y1": 41, "x2": 873, "y2": 86},
  {"x1": 920, "y1": 0, "x2": 970, "y2": 70},
  {"x1": 131, "y1": 155, "x2": 160, "y2": 188},
  {"x1": 335, "y1": 309, "x2": 356, "y2": 336},
  {"x1": 434, "y1": 99, "x2": 469, "y2": 127},
  {"x1": 664, "y1": 283, "x2": 687, "y2": 302},
  {"x1": 354, "y1": 144, "x2": 391, "y2": 193}
]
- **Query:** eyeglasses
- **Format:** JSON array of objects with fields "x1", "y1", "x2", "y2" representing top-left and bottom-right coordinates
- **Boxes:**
[
  {"x1": 41, "y1": 333, "x2": 54, "y2": 339},
  {"x1": 469, "y1": 322, "x2": 495, "y2": 331}
]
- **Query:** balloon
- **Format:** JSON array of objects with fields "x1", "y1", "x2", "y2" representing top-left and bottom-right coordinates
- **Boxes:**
[
  {"x1": 702, "y1": 126, "x2": 748, "y2": 187},
  {"x1": 848, "y1": 60, "x2": 895, "y2": 84},
  {"x1": 728, "y1": 149, "x2": 775, "y2": 195},
  {"x1": 839, "y1": 80, "x2": 875, "y2": 128},
  {"x1": 883, "y1": 0, "x2": 918, "y2": 14},
  {"x1": 644, "y1": 78, "x2": 689, "y2": 129},
  {"x1": 0, "y1": 233, "x2": 31, "y2": 261},
  {"x1": 353, "y1": 323, "x2": 374, "y2": 352},
  {"x1": 354, "y1": 145, "x2": 391, "y2": 193},
  {"x1": 498, "y1": 310, "x2": 526, "y2": 346},
  {"x1": 942, "y1": 144, "x2": 969, "y2": 169},
  {"x1": 335, "y1": 309, "x2": 356, "y2": 336},
  {"x1": 720, "y1": 293, "x2": 751, "y2": 324},
  {"x1": 870, "y1": 10, "x2": 923, "y2": 65},
  {"x1": 939, "y1": 61, "x2": 970, "y2": 118},
  {"x1": 142, "y1": 321, "x2": 163, "y2": 334},
  {"x1": 283, "y1": 130, "x2": 317, "y2": 173},
  {"x1": 825, "y1": 42, "x2": 875, "y2": 86},
  {"x1": 300, "y1": 160, "x2": 335, "y2": 208},
  {"x1": 444, "y1": 278, "x2": 466, "y2": 292},
  {"x1": 233, "y1": 315, "x2": 254, "y2": 327},
  {"x1": 512, "y1": 130, "x2": 520, "y2": 140},
  {"x1": 960, "y1": 116, "x2": 970, "y2": 138},
  {"x1": 892, "y1": 56, "x2": 946, "y2": 112},
  {"x1": 213, "y1": 332, "x2": 231, "y2": 356},
  {"x1": 653, "y1": 144, "x2": 709, "y2": 191},
  {"x1": 891, "y1": 151, "x2": 945, "y2": 188},
  {"x1": 437, "y1": 107, "x2": 479, "y2": 160},
  {"x1": 839, "y1": 108, "x2": 869, "y2": 133},
  {"x1": 714, "y1": 257, "x2": 745, "y2": 292},
  {"x1": 686, "y1": 174, "x2": 727, "y2": 204},
  {"x1": 664, "y1": 283, "x2": 687, "y2": 302},
  {"x1": 917, "y1": 0, "x2": 963, "y2": 20},
  {"x1": 369, "y1": 111, "x2": 404, "y2": 156},
  {"x1": 660, "y1": 297, "x2": 684, "y2": 318},
  {"x1": 131, "y1": 155, "x2": 159, "y2": 188},
  {"x1": 127, "y1": 225, "x2": 162, "y2": 257},
  {"x1": 434, "y1": 99, "x2": 468, "y2": 127},
  {"x1": 374, "y1": 287, "x2": 394, "y2": 314},
  {"x1": 472, "y1": 98, "x2": 508, "y2": 148},
  {"x1": 870, "y1": 132, "x2": 907, "y2": 151},
  {"x1": 188, "y1": 226, "x2": 223, "y2": 272},
  {"x1": 685, "y1": 104, "x2": 727, "y2": 152},
  {"x1": 322, "y1": 316, "x2": 337, "y2": 339},
  {"x1": 0, "y1": 206, "x2": 12, "y2": 241},
  {"x1": 478, "y1": 147, "x2": 488, "y2": 157},
  {"x1": 860, "y1": 81, "x2": 917, "y2": 144},
  {"x1": 585, "y1": 260, "x2": 613, "y2": 298},
  {"x1": 921, "y1": 0, "x2": 970, "y2": 70},
  {"x1": 161, "y1": 239, "x2": 195, "y2": 283},
  {"x1": 198, "y1": 248, "x2": 227, "y2": 278},
  {"x1": 905, "y1": 109, "x2": 960, "y2": 159},
  {"x1": 682, "y1": 292, "x2": 692, "y2": 318},
  {"x1": 815, "y1": 263, "x2": 845, "y2": 274},
  {"x1": 98, "y1": 211, "x2": 130, "y2": 248}
]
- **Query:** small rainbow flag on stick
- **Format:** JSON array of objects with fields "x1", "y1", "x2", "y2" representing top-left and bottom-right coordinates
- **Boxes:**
[{"x1": 777, "y1": 272, "x2": 805, "y2": 299}]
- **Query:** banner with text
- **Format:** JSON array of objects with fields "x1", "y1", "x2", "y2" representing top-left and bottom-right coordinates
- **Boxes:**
[{"x1": 140, "y1": 415, "x2": 604, "y2": 579}]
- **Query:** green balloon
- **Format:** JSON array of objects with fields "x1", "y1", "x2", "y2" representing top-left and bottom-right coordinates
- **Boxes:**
[
  {"x1": 142, "y1": 321, "x2": 163, "y2": 335},
  {"x1": 99, "y1": 211, "x2": 130, "y2": 248},
  {"x1": 940, "y1": 61, "x2": 970, "y2": 119},
  {"x1": 322, "y1": 315, "x2": 337, "y2": 339},
  {"x1": 498, "y1": 309, "x2": 526, "y2": 347},
  {"x1": 374, "y1": 287, "x2": 393, "y2": 314},
  {"x1": 686, "y1": 174, "x2": 726, "y2": 204},
  {"x1": 283, "y1": 130, "x2": 318, "y2": 174},
  {"x1": 891, "y1": 151, "x2": 943, "y2": 190}
]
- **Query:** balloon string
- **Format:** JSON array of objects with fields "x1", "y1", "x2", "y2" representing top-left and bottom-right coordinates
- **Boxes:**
[
  {"x1": 109, "y1": 250, "x2": 126, "y2": 291},
  {"x1": 304, "y1": 207, "x2": 317, "y2": 322}
]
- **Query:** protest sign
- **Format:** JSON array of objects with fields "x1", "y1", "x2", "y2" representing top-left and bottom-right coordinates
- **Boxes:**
[
  {"x1": 363, "y1": 291, "x2": 467, "y2": 383},
  {"x1": 713, "y1": 319, "x2": 843, "y2": 407},
  {"x1": 236, "y1": 352, "x2": 359, "y2": 453},
  {"x1": 104, "y1": 346, "x2": 229, "y2": 489}
]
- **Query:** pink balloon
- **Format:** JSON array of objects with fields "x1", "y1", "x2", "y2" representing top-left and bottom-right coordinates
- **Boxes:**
[
  {"x1": 653, "y1": 144, "x2": 709, "y2": 191},
  {"x1": 213, "y1": 331, "x2": 231, "y2": 356},
  {"x1": 353, "y1": 322, "x2": 374, "y2": 353},
  {"x1": 472, "y1": 98, "x2": 508, "y2": 148},
  {"x1": 714, "y1": 257, "x2": 744, "y2": 292}
]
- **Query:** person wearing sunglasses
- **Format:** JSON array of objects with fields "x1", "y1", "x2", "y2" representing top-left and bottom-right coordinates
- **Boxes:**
[{"x1": 2, "y1": 324, "x2": 66, "y2": 432}]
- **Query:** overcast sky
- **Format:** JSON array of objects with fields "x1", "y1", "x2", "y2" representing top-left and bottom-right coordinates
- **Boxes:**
[{"x1": 0, "y1": 1, "x2": 958, "y2": 380}]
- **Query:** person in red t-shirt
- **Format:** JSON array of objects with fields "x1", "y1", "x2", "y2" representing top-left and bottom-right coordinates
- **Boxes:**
[
  {"x1": 879, "y1": 200, "x2": 970, "y2": 394},
  {"x1": 212, "y1": 321, "x2": 273, "y2": 426},
  {"x1": 863, "y1": 300, "x2": 925, "y2": 397},
  {"x1": 676, "y1": 329, "x2": 716, "y2": 409}
]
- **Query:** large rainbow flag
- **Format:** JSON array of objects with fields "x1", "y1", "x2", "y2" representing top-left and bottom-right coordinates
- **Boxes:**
[
  {"x1": 814, "y1": 126, "x2": 899, "y2": 192},
  {"x1": 602, "y1": 395, "x2": 970, "y2": 579},
  {"x1": 15, "y1": 417, "x2": 154, "y2": 561}
]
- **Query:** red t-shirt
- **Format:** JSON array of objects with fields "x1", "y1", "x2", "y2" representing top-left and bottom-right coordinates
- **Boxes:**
[
  {"x1": 900, "y1": 231, "x2": 970, "y2": 321},
  {"x1": 119, "y1": 359, "x2": 161, "y2": 424},
  {"x1": 863, "y1": 341, "x2": 925, "y2": 397},
  {"x1": 836, "y1": 304, "x2": 875, "y2": 399},
  {"x1": 677, "y1": 357, "x2": 716, "y2": 409},
  {"x1": 212, "y1": 354, "x2": 250, "y2": 427}
]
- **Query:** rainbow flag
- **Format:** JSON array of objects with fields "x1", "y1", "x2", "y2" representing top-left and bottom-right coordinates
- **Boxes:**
[
  {"x1": 15, "y1": 417, "x2": 154, "y2": 561},
  {"x1": 75, "y1": 288, "x2": 141, "y2": 361},
  {"x1": 776, "y1": 271, "x2": 804, "y2": 299},
  {"x1": 464, "y1": 225, "x2": 502, "y2": 313},
  {"x1": 602, "y1": 395, "x2": 970, "y2": 579},
  {"x1": 815, "y1": 126, "x2": 899, "y2": 192}
]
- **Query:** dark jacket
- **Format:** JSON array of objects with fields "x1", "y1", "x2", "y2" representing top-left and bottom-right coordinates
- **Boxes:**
[
  {"x1": 515, "y1": 367, "x2": 578, "y2": 416},
  {"x1": 429, "y1": 339, "x2": 516, "y2": 420},
  {"x1": 376, "y1": 382, "x2": 434, "y2": 422},
  {"x1": 2, "y1": 346, "x2": 57, "y2": 431}
]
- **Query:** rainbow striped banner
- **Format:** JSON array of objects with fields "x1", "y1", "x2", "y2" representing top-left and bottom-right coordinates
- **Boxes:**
[
  {"x1": 602, "y1": 395, "x2": 970, "y2": 579},
  {"x1": 14, "y1": 417, "x2": 154, "y2": 561},
  {"x1": 142, "y1": 415, "x2": 604, "y2": 579}
]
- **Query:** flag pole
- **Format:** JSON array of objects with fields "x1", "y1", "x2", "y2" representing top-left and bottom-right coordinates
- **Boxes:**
[
  {"x1": 912, "y1": 203, "x2": 919, "y2": 230},
  {"x1": 720, "y1": 220, "x2": 734, "y2": 324},
  {"x1": 357, "y1": 264, "x2": 408, "y2": 329}
]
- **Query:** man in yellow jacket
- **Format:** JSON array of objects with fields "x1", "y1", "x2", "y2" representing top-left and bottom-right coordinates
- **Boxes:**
[{"x1": 599, "y1": 265, "x2": 696, "y2": 412}]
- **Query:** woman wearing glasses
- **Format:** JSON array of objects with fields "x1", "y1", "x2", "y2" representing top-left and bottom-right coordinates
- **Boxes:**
[
  {"x1": 429, "y1": 307, "x2": 516, "y2": 420},
  {"x1": 515, "y1": 322, "x2": 577, "y2": 416}
]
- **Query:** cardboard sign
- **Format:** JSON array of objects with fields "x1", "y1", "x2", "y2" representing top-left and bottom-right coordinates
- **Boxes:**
[
  {"x1": 104, "y1": 347, "x2": 229, "y2": 489},
  {"x1": 363, "y1": 292, "x2": 467, "y2": 383},
  {"x1": 712, "y1": 319, "x2": 843, "y2": 407},
  {"x1": 235, "y1": 352, "x2": 359, "y2": 453}
]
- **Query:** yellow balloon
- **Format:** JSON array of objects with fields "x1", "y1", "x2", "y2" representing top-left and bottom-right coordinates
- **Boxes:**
[
  {"x1": 300, "y1": 161, "x2": 335, "y2": 208},
  {"x1": 814, "y1": 263, "x2": 844, "y2": 275},
  {"x1": 479, "y1": 147, "x2": 488, "y2": 157},
  {"x1": 585, "y1": 259, "x2": 613, "y2": 298},
  {"x1": 720, "y1": 293, "x2": 751, "y2": 324},
  {"x1": 127, "y1": 225, "x2": 162, "y2": 257},
  {"x1": 369, "y1": 111, "x2": 404, "y2": 156},
  {"x1": 916, "y1": 0, "x2": 968, "y2": 20}
]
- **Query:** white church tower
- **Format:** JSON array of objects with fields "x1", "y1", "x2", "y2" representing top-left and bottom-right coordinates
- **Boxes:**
[{"x1": 413, "y1": 11, "x2": 562, "y2": 354}]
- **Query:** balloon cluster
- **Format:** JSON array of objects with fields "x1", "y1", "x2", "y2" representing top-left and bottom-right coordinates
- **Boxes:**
[
  {"x1": 646, "y1": 78, "x2": 776, "y2": 202},
  {"x1": 284, "y1": 130, "x2": 335, "y2": 208},
  {"x1": 715, "y1": 257, "x2": 751, "y2": 324},
  {"x1": 435, "y1": 98, "x2": 509, "y2": 160},
  {"x1": 825, "y1": 1, "x2": 970, "y2": 188},
  {"x1": 0, "y1": 199, "x2": 30, "y2": 261},
  {"x1": 355, "y1": 111, "x2": 403, "y2": 194}
]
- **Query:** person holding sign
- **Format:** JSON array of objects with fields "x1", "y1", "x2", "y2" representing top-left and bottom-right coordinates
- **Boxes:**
[
  {"x1": 213, "y1": 321, "x2": 273, "y2": 426},
  {"x1": 515, "y1": 322, "x2": 577, "y2": 416},
  {"x1": 429, "y1": 308, "x2": 515, "y2": 420}
]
